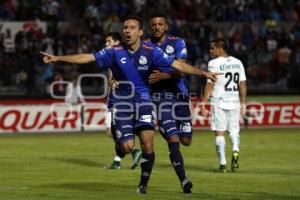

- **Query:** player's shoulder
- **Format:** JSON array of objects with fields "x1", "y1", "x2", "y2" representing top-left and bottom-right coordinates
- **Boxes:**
[
  {"x1": 113, "y1": 45, "x2": 124, "y2": 51},
  {"x1": 228, "y1": 56, "x2": 244, "y2": 68},
  {"x1": 208, "y1": 57, "x2": 221, "y2": 65},
  {"x1": 167, "y1": 35, "x2": 181, "y2": 41},
  {"x1": 143, "y1": 38, "x2": 152, "y2": 43},
  {"x1": 141, "y1": 41, "x2": 155, "y2": 51},
  {"x1": 228, "y1": 56, "x2": 242, "y2": 63},
  {"x1": 167, "y1": 35, "x2": 185, "y2": 44}
]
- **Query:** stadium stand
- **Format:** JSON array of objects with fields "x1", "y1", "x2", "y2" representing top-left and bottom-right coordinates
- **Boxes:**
[{"x1": 0, "y1": 0, "x2": 300, "y2": 97}]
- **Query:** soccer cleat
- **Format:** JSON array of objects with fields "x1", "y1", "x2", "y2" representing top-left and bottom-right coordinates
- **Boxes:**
[
  {"x1": 131, "y1": 149, "x2": 142, "y2": 170},
  {"x1": 231, "y1": 151, "x2": 239, "y2": 172},
  {"x1": 136, "y1": 185, "x2": 147, "y2": 194},
  {"x1": 215, "y1": 164, "x2": 227, "y2": 173},
  {"x1": 104, "y1": 162, "x2": 121, "y2": 170},
  {"x1": 181, "y1": 179, "x2": 193, "y2": 193}
]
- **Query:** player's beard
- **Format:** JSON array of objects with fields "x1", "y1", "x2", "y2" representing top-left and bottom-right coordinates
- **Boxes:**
[{"x1": 152, "y1": 33, "x2": 164, "y2": 43}]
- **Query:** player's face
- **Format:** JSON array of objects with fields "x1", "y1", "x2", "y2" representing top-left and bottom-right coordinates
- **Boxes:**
[
  {"x1": 123, "y1": 19, "x2": 143, "y2": 46},
  {"x1": 210, "y1": 43, "x2": 221, "y2": 58},
  {"x1": 105, "y1": 36, "x2": 120, "y2": 48},
  {"x1": 149, "y1": 17, "x2": 167, "y2": 39}
]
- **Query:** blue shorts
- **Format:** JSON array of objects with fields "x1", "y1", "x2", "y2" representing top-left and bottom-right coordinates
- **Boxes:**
[
  {"x1": 111, "y1": 99, "x2": 155, "y2": 144},
  {"x1": 153, "y1": 93, "x2": 192, "y2": 138},
  {"x1": 174, "y1": 97, "x2": 192, "y2": 137}
]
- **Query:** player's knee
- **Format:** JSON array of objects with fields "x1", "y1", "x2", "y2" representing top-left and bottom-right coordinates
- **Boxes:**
[
  {"x1": 229, "y1": 131, "x2": 239, "y2": 136},
  {"x1": 180, "y1": 137, "x2": 192, "y2": 146},
  {"x1": 141, "y1": 141, "x2": 154, "y2": 153},
  {"x1": 167, "y1": 134, "x2": 179, "y2": 143},
  {"x1": 121, "y1": 140, "x2": 135, "y2": 154}
]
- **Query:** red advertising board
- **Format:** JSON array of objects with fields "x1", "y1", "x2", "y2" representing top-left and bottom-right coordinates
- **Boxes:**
[{"x1": 0, "y1": 100, "x2": 299, "y2": 133}]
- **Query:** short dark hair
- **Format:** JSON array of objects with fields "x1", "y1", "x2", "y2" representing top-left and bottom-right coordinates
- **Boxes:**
[
  {"x1": 106, "y1": 32, "x2": 122, "y2": 42},
  {"x1": 124, "y1": 15, "x2": 143, "y2": 29},
  {"x1": 148, "y1": 12, "x2": 167, "y2": 20},
  {"x1": 210, "y1": 38, "x2": 229, "y2": 52}
]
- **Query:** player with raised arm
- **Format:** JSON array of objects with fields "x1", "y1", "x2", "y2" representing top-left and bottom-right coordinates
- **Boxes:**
[
  {"x1": 201, "y1": 38, "x2": 247, "y2": 173},
  {"x1": 41, "y1": 15, "x2": 221, "y2": 194},
  {"x1": 146, "y1": 13, "x2": 193, "y2": 193},
  {"x1": 103, "y1": 32, "x2": 142, "y2": 170}
]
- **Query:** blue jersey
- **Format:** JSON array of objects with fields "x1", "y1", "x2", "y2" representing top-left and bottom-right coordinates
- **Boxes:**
[
  {"x1": 147, "y1": 35, "x2": 189, "y2": 96},
  {"x1": 94, "y1": 41, "x2": 174, "y2": 102}
]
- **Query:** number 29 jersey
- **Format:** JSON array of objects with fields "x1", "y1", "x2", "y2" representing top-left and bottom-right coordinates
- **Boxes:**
[{"x1": 207, "y1": 56, "x2": 246, "y2": 110}]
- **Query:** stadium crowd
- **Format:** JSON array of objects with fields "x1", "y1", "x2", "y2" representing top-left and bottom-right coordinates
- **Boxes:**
[{"x1": 0, "y1": 0, "x2": 300, "y2": 96}]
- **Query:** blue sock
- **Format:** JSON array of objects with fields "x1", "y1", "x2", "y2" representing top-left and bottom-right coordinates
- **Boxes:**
[
  {"x1": 139, "y1": 152, "x2": 155, "y2": 187},
  {"x1": 168, "y1": 142, "x2": 186, "y2": 182}
]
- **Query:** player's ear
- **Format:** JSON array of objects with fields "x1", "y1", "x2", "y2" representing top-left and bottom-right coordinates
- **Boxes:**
[{"x1": 139, "y1": 29, "x2": 144, "y2": 37}]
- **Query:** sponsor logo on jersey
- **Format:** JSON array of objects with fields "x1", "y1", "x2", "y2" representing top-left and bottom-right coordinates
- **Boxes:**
[
  {"x1": 220, "y1": 64, "x2": 240, "y2": 71},
  {"x1": 120, "y1": 57, "x2": 126, "y2": 64},
  {"x1": 137, "y1": 65, "x2": 149, "y2": 70}
]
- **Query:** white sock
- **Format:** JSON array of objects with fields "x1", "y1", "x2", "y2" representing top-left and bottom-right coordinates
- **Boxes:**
[
  {"x1": 216, "y1": 136, "x2": 226, "y2": 165},
  {"x1": 114, "y1": 155, "x2": 121, "y2": 162},
  {"x1": 229, "y1": 132, "x2": 240, "y2": 152}
]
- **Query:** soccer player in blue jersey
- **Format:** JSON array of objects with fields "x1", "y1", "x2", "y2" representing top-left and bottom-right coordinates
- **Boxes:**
[
  {"x1": 104, "y1": 32, "x2": 142, "y2": 170},
  {"x1": 146, "y1": 12, "x2": 193, "y2": 192},
  {"x1": 41, "y1": 15, "x2": 221, "y2": 194}
]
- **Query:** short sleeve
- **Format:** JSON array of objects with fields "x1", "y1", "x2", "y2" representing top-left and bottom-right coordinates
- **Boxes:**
[
  {"x1": 175, "y1": 39, "x2": 187, "y2": 60},
  {"x1": 93, "y1": 48, "x2": 113, "y2": 69},
  {"x1": 152, "y1": 46, "x2": 174, "y2": 67},
  {"x1": 239, "y1": 61, "x2": 247, "y2": 81},
  {"x1": 207, "y1": 60, "x2": 215, "y2": 83}
]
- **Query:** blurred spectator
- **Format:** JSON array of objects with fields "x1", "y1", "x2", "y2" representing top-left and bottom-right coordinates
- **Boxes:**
[
  {"x1": 0, "y1": 0, "x2": 300, "y2": 96},
  {"x1": 3, "y1": 29, "x2": 15, "y2": 54}
]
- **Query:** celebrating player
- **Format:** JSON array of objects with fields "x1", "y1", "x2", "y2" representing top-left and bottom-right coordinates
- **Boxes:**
[
  {"x1": 103, "y1": 32, "x2": 142, "y2": 170},
  {"x1": 146, "y1": 13, "x2": 193, "y2": 193},
  {"x1": 41, "y1": 15, "x2": 221, "y2": 194},
  {"x1": 201, "y1": 38, "x2": 247, "y2": 172}
]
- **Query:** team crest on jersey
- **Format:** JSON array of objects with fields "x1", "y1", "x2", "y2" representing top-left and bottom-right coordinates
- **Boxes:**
[
  {"x1": 166, "y1": 45, "x2": 174, "y2": 54},
  {"x1": 139, "y1": 55, "x2": 147, "y2": 65}
]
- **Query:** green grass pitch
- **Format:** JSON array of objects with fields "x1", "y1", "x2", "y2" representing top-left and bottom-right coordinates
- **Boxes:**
[{"x1": 1, "y1": 129, "x2": 300, "y2": 200}]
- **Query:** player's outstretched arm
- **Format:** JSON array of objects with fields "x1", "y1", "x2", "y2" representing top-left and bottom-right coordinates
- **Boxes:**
[
  {"x1": 40, "y1": 51, "x2": 95, "y2": 64},
  {"x1": 171, "y1": 60, "x2": 222, "y2": 82}
]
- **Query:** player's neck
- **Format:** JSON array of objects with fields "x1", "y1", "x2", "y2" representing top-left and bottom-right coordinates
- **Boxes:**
[
  {"x1": 219, "y1": 53, "x2": 228, "y2": 58},
  {"x1": 127, "y1": 39, "x2": 141, "y2": 53},
  {"x1": 152, "y1": 34, "x2": 166, "y2": 45}
]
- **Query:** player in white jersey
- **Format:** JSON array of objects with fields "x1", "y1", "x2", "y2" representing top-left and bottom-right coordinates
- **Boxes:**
[{"x1": 201, "y1": 38, "x2": 247, "y2": 172}]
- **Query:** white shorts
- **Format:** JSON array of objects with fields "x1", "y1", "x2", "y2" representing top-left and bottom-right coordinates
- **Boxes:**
[
  {"x1": 211, "y1": 105, "x2": 240, "y2": 133},
  {"x1": 105, "y1": 111, "x2": 112, "y2": 128}
]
